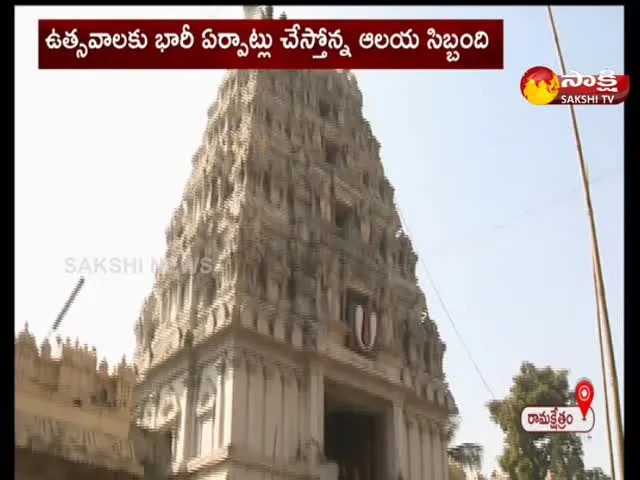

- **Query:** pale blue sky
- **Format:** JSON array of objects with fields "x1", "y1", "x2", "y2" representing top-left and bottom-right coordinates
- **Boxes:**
[{"x1": 15, "y1": 5, "x2": 623, "y2": 477}]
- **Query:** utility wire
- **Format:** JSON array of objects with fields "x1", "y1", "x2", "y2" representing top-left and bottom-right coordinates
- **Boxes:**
[
  {"x1": 431, "y1": 167, "x2": 621, "y2": 256},
  {"x1": 392, "y1": 91, "x2": 619, "y2": 407},
  {"x1": 392, "y1": 129, "x2": 619, "y2": 405},
  {"x1": 397, "y1": 209, "x2": 497, "y2": 400},
  {"x1": 396, "y1": 164, "x2": 618, "y2": 406}
]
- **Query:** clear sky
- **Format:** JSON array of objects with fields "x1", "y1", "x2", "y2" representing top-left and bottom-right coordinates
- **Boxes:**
[{"x1": 15, "y1": 5, "x2": 624, "y2": 477}]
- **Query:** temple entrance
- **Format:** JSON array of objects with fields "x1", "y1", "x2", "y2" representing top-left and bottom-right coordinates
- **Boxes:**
[{"x1": 324, "y1": 382, "x2": 388, "y2": 480}]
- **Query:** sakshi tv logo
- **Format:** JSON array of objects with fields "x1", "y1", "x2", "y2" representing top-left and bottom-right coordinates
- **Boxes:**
[{"x1": 520, "y1": 66, "x2": 630, "y2": 106}]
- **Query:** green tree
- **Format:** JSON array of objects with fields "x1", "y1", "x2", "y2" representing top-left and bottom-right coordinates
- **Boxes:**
[
  {"x1": 583, "y1": 468, "x2": 611, "y2": 480},
  {"x1": 445, "y1": 415, "x2": 484, "y2": 472},
  {"x1": 449, "y1": 462, "x2": 467, "y2": 480},
  {"x1": 487, "y1": 362, "x2": 585, "y2": 480}
]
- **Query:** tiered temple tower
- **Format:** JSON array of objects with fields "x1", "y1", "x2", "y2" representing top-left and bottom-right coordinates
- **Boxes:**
[{"x1": 133, "y1": 9, "x2": 457, "y2": 480}]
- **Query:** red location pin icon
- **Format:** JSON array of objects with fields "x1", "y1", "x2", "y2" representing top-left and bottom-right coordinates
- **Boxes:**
[{"x1": 575, "y1": 379, "x2": 594, "y2": 419}]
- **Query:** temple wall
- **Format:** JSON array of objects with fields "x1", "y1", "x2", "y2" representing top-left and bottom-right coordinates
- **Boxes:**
[{"x1": 14, "y1": 327, "x2": 147, "y2": 478}]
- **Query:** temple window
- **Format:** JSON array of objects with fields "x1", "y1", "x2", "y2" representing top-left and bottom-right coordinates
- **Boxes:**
[
  {"x1": 334, "y1": 201, "x2": 352, "y2": 239},
  {"x1": 258, "y1": 261, "x2": 268, "y2": 298},
  {"x1": 319, "y1": 99, "x2": 330, "y2": 119},
  {"x1": 263, "y1": 173, "x2": 271, "y2": 201},
  {"x1": 343, "y1": 289, "x2": 371, "y2": 350},
  {"x1": 379, "y1": 236, "x2": 387, "y2": 259},
  {"x1": 325, "y1": 141, "x2": 338, "y2": 165}
]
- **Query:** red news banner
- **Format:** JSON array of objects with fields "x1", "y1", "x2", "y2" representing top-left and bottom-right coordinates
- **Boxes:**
[{"x1": 38, "y1": 19, "x2": 504, "y2": 70}]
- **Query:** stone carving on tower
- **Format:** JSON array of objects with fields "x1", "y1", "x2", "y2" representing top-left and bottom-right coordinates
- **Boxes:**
[{"x1": 132, "y1": 13, "x2": 456, "y2": 478}]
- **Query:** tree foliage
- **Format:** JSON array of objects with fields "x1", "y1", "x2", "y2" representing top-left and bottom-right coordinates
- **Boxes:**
[
  {"x1": 487, "y1": 362, "x2": 585, "y2": 480},
  {"x1": 449, "y1": 462, "x2": 466, "y2": 480},
  {"x1": 583, "y1": 468, "x2": 611, "y2": 480},
  {"x1": 449, "y1": 443, "x2": 484, "y2": 471},
  {"x1": 446, "y1": 415, "x2": 484, "y2": 472}
]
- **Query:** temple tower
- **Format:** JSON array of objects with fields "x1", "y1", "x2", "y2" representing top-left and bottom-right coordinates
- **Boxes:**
[{"x1": 133, "y1": 13, "x2": 457, "y2": 480}]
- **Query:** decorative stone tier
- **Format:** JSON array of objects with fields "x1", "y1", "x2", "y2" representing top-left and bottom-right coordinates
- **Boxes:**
[
  {"x1": 15, "y1": 323, "x2": 136, "y2": 414},
  {"x1": 14, "y1": 324, "x2": 158, "y2": 478}
]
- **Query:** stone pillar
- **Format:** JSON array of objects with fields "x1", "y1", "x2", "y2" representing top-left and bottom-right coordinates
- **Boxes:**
[
  {"x1": 280, "y1": 366, "x2": 293, "y2": 460},
  {"x1": 212, "y1": 364, "x2": 225, "y2": 450},
  {"x1": 222, "y1": 355, "x2": 237, "y2": 447},
  {"x1": 392, "y1": 401, "x2": 408, "y2": 479},
  {"x1": 307, "y1": 361, "x2": 324, "y2": 468},
  {"x1": 440, "y1": 424, "x2": 449, "y2": 480},
  {"x1": 174, "y1": 386, "x2": 190, "y2": 466},
  {"x1": 430, "y1": 422, "x2": 442, "y2": 480},
  {"x1": 245, "y1": 355, "x2": 265, "y2": 454},
  {"x1": 290, "y1": 369, "x2": 302, "y2": 460},
  {"x1": 263, "y1": 362, "x2": 277, "y2": 457},
  {"x1": 408, "y1": 413, "x2": 421, "y2": 480},
  {"x1": 384, "y1": 404, "x2": 397, "y2": 478},
  {"x1": 180, "y1": 372, "x2": 196, "y2": 463},
  {"x1": 419, "y1": 417, "x2": 433, "y2": 480},
  {"x1": 230, "y1": 352, "x2": 248, "y2": 449}
]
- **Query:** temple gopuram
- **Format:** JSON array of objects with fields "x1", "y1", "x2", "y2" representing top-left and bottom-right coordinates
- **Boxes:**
[
  {"x1": 17, "y1": 8, "x2": 458, "y2": 480},
  {"x1": 131, "y1": 9, "x2": 456, "y2": 480}
]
